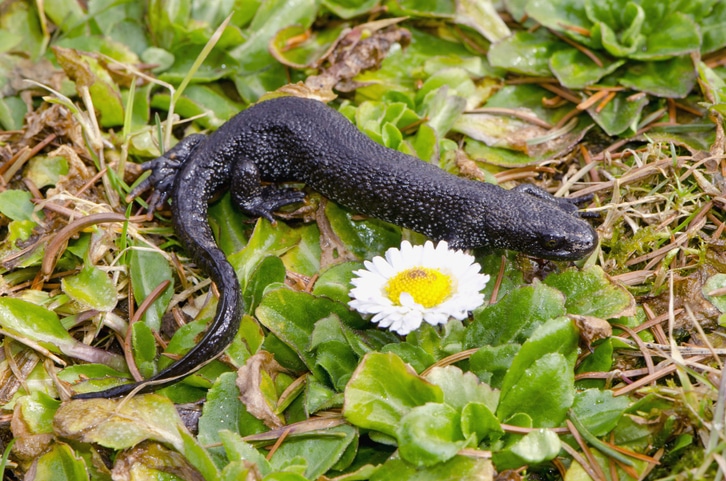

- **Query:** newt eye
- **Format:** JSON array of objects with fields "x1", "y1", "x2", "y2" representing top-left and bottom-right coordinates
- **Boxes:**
[{"x1": 541, "y1": 235, "x2": 564, "y2": 251}]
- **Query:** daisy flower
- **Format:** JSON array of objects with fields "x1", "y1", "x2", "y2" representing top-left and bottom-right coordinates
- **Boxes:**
[{"x1": 348, "y1": 240, "x2": 490, "y2": 335}]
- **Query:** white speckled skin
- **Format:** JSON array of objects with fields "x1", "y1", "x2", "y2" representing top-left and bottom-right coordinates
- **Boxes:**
[{"x1": 75, "y1": 96, "x2": 596, "y2": 399}]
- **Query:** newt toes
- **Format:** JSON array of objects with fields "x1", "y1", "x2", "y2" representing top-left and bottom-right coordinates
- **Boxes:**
[{"x1": 74, "y1": 96, "x2": 597, "y2": 399}]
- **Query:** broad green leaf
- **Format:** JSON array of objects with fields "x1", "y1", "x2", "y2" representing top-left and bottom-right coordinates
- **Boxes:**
[
  {"x1": 488, "y1": 30, "x2": 565, "y2": 77},
  {"x1": 256, "y1": 288, "x2": 365, "y2": 378},
  {"x1": 270, "y1": 24, "x2": 344, "y2": 67},
  {"x1": 55, "y1": 395, "x2": 219, "y2": 480},
  {"x1": 631, "y1": 12, "x2": 700, "y2": 60},
  {"x1": 465, "y1": 282, "x2": 566, "y2": 348},
  {"x1": 325, "y1": 201, "x2": 402, "y2": 260},
  {"x1": 493, "y1": 429, "x2": 560, "y2": 470},
  {"x1": 587, "y1": 90, "x2": 649, "y2": 136},
  {"x1": 268, "y1": 424, "x2": 358, "y2": 479},
  {"x1": 199, "y1": 372, "x2": 268, "y2": 466},
  {"x1": 131, "y1": 321, "x2": 158, "y2": 379},
  {"x1": 620, "y1": 56, "x2": 697, "y2": 98},
  {"x1": 343, "y1": 352, "x2": 443, "y2": 438},
  {"x1": 61, "y1": 264, "x2": 117, "y2": 312},
  {"x1": 245, "y1": 255, "x2": 286, "y2": 312},
  {"x1": 0, "y1": 0, "x2": 45, "y2": 59},
  {"x1": 461, "y1": 402, "x2": 503, "y2": 444},
  {"x1": 0, "y1": 96, "x2": 27, "y2": 130},
  {"x1": 571, "y1": 389, "x2": 630, "y2": 437},
  {"x1": 208, "y1": 192, "x2": 249, "y2": 256},
  {"x1": 702, "y1": 274, "x2": 726, "y2": 326},
  {"x1": 543, "y1": 266, "x2": 635, "y2": 319},
  {"x1": 396, "y1": 403, "x2": 465, "y2": 467},
  {"x1": 321, "y1": 0, "x2": 378, "y2": 18},
  {"x1": 87, "y1": 0, "x2": 149, "y2": 54},
  {"x1": 381, "y1": 342, "x2": 436, "y2": 374},
  {"x1": 550, "y1": 48, "x2": 625, "y2": 89},
  {"x1": 385, "y1": 0, "x2": 456, "y2": 18},
  {"x1": 230, "y1": 218, "x2": 301, "y2": 295},
  {"x1": 219, "y1": 430, "x2": 272, "y2": 476},
  {"x1": 280, "y1": 222, "x2": 321, "y2": 277},
  {"x1": 25, "y1": 155, "x2": 69, "y2": 188},
  {"x1": 129, "y1": 245, "x2": 174, "y2": 331},
  {"x1": 370, "y1": 454, "x2": 493, "y2": 481},
  {"x1": 151, "y1": 84, "x2": 244, "y2": 129},
  {"x1": 455, "y1": 0, "x2": 511, "y2": 43},
  {"x1": 524, "y1": 0, "x2": 593, "y2": 47},
  {"x1": 31, "y1": 443, "x2": 88, "y2": 481},
  {"x1": 311, "y1": 315, "x2": 360, "y2": 390},
  {"x1": 229, "y1": 0, "x2": 318, "y2": 74},
  {"x1": 17, "y1": 391, "x2": 60, "y2": 434},
  {"x1": 0, "y1": 298, "x2": 124, "y2": 370},
  {"x1": 0, "y1": 190, "x2": 36, "y2": 221},
  {"x1": 425, "y1": 365, "x2": 499, "y2": 413},
  {"x1": 312, "y1": 262, "x2": 360, "y2": 304},
  {"x1": 53, "y1": 46, "x2": 125, "y2": 127},
  {"x1": 497, "y1": 317, "x2": 579, "y2": 427},
  {"x1": 469, "y1": 344, "x2": 521, "y2": 388},
  {"x1": 701, "y1": 1, "x2": 726, "y2": 53}
]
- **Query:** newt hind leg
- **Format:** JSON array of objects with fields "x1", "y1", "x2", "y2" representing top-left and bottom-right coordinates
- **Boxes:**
[{"x1": 231, "y1": 158, "x2": 306, "y2": 222}]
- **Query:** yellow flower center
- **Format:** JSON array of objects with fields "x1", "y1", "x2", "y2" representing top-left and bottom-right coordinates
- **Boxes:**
[{"x1": 385, "y1": 267, "x2": 453, "y2": 308}]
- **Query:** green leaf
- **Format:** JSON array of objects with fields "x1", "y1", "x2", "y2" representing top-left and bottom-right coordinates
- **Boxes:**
[
  {"x1": 702, "y1": 274, "x2": 726, "y2": 326},
  {"x1": 465, "y1": 282, "x2": 566, "y2": 348},
  {"x1": 53, "y1": 46, "x2": 125, "y2": 127},
  {"x1": 61, "y1": 264, "x2": 118, "y2": 312},
  {"x1": 425, "y1": 365, "x2": 499, "y2": 413},
  {"x1": 256, "y1": 288, "x2": 365, "y2": 378},
  {"x1": 32, "y1": 443, "x2": 88, "y2": 481},
  {"x1": 543, "y1": 266, "x2": 635, "y2": 319},
  {"x1": 497, "y1": 317, "x2": 579, "y2": 427},
  {"x1": 493, "y1": 429, "x2": 561, "y2": 470},
  {"x1": 488, "y1": 30, "x2": 565, "y2": 77},
  {"x1": 571, "y1": 389, "x2": 630, "y2": 437},
  {"x1": 199, "y1": 373, "x2": 267, "y2": 460},
  {"x1": 25, "y1": 155, "x2": 69, "y2": 188},
  {"x1": 620, "y1": 56, "x2": 697, "y2": 98},
  {"x1": 587, "y1": 90, "x2": 649, "y2": 136},
  {"x1": 17, "y1": 391, "x2": 60, "y2": 434},
  {"x1": 219, "y1": 429, "x2": 272, "y2": 476},
  {"x1": 56, "y1": 395, "x2": 220, "y2": 480},
  {"x1": 454, "y1": 0, "x2": 511, "y2": 43},
  {"x1": 129, "y1": 245, "x2": 174, "y2": 331},
  {"x1": 700, "y1": 1, "x2": 726, "y2": 53},
  {"x1": 131, "y1": 321, "x2": 158, "y2": 379},
  {"x1": 0, "y1": 298, "x2": 81, "y2": 356},
  {"x1": 461, "y1": 402, "x2": 503, "y2": 444},
  {"x1": 229, "y1": 0, "x2": 318, "y2": 74},
  {"x1": 343, "y1": 352, "x2": 443, "y2": 438},
  {"x1": 370, "y1": 454, "x2": 493, "y2": 481},
  {"x1": 525, "y1": 0, "x2": 593, "y2": 47},
  {"x1": 280, "y1": 223, "x2": 321, "y2": 277},
  {"x1": 0, "y1": 190, "x2": 36, "y2": 221},
  {"x1": 208, "y1": 192, "x2": 249, "y2": 256},
  {"x1": 550, "y1": 48, "x2": 625, "y2": 89},
  {"x1": 469, "y1": 344, "x2": 521, "y2": 388},
  {"x1": 268, "y1": 424, "x2": 358, "y2": 479},
  {"x1": 631, "y1": 12, "x2": 700, "y2": 60},
  {"x1": 245, "y1": 255, "x2": 287, "y2": 312},
  {"x1": 312, "y1": 262, "x2": 360, "y2": 304},
  {"x1": 396, "y1": 403, "x2": 465, "y2": 467},
  {"x1": 270, "y1": 24, "x2": 344, "y2": 67}
]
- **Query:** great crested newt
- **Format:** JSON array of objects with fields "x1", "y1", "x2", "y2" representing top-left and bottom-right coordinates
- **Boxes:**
[{"x1": 74, "y1": 96, "x2": 597, "y2": 399}]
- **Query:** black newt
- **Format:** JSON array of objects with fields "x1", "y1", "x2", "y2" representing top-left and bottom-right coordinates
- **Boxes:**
[{"x1": 74, "y1": 96, "x2": 597, "y2": 399}]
